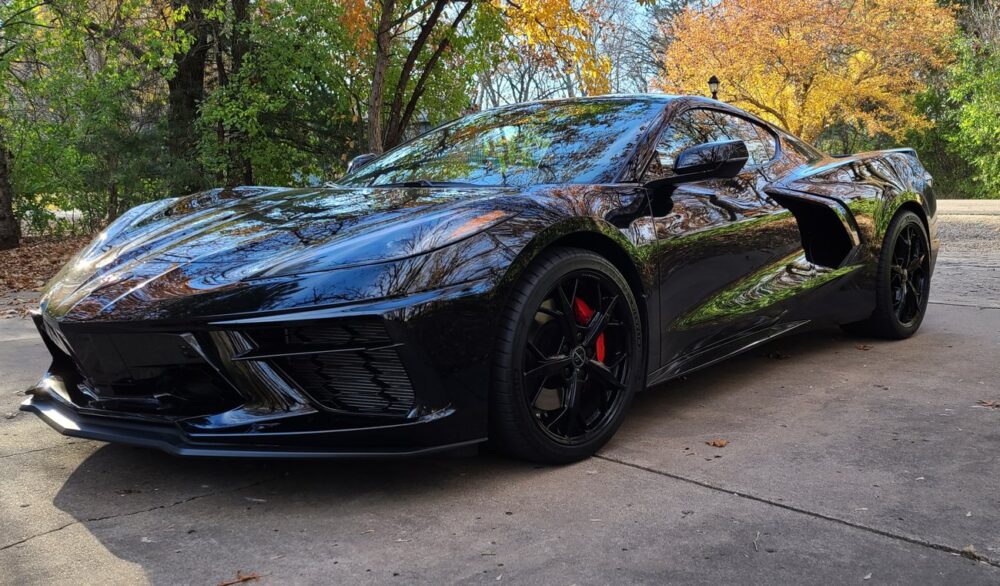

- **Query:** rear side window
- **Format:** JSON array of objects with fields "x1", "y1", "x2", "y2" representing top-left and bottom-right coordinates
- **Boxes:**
[{"x1": 783, "y1": 133, "x2": 825, "y2": 163}]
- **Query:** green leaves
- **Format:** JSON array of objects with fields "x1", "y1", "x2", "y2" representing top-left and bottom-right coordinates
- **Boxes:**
[{"x1": 946, "y1": 40, "x2": 1000, "y2": 197}]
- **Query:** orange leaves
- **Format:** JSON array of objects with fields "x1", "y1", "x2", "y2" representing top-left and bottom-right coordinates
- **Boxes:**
[
  {"x1": 339, "y1": 0, "x2": 374, "y2": 57},
  {"x1": 657, "y1": 0, "x2": 957, "y2": 142}
]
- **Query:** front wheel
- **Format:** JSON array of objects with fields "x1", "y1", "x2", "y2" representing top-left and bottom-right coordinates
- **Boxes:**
[
  {"x1": 490, "y1": 248, "x2": 644, "y2": 464},
  {"x1": 842, "y1": 210, "x2": 931, "y2": 339}
]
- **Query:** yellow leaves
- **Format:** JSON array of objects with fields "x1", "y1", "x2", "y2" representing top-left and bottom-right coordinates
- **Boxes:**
[
  {"x1": 493, "y1": 0, "x2": 611, "y2": 95},
  {"x1": 657, "y1": 0, "x2": 957, "y2": 142}
]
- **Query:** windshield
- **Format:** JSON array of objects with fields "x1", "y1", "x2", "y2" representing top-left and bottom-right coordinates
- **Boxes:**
[{"x1": 340, "y1": 99, "x2": 663, "y2": 188}]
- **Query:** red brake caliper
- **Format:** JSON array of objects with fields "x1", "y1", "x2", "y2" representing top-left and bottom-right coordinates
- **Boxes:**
[{"x1": 573, "y1": 297, "x2": 606, "y2": 363}]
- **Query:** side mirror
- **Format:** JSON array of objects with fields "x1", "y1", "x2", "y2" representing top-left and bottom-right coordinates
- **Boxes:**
[
  {"x1": 647, "y1": 140, "x2": 749, "y2": 188},
  {"x1": 346, "y1": 153, "x2": 378, "y2": 175}
]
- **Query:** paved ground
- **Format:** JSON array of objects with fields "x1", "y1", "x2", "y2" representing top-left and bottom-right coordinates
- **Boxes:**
[{"x1": 1, "y1": 201, "x2": 998, "y2": 585}]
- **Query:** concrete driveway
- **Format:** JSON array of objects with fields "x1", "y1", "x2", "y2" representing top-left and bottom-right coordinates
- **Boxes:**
[{"x1": 2, "y1": 201, "x2": 998, "y2": 585}]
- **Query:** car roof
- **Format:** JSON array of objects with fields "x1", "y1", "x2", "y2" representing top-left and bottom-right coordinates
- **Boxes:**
[{"x1": 494, "y1": 93, "x2": 679, "y2": 109}]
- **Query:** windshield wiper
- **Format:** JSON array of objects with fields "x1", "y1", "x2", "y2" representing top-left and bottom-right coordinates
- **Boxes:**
[{"x1": 370, "y1": 180, "x2": 481, "y2": 188}]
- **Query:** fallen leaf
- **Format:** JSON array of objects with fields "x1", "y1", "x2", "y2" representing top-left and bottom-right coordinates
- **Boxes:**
[
  {"x1": 706, "y1": 439, "x2": 728, "y2": 448},
  {"x1": 218, "y1": 571, "x2": 260, "y2": 586},
  {"x1": 856, "y1": 344, "x2": 873, "y2": 351},
  {"x1": 975, "y1": 400, "x2": 1000, "y2": 410},
  {"x1": 960, "y1": 545, "x2": 979, "y2": 560}
]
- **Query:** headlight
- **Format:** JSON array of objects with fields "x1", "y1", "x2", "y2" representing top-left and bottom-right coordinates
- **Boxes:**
[{"x1": 260, "y1": 207, "x2": 516, "y2": 278}]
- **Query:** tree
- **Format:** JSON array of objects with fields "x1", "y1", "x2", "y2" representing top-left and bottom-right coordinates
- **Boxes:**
[
  {"x1": 656, "y1": 0, "x2": 957, "y2": 143},
  {"x1": 942, "y1": 0, "x2": 1000, "y2": 197},
  {"x1": 354, "y1": 0, "x2": 611, "y2": 153},
  {"x1": 476, "y1": 0, "x2": 658, "y2": 108},
  {"x1": 0, "y1": 0, "x2": 53, "y2": 249},
  {"x1": 196, "y1": 0, "x2": 368, "y2": 186}
]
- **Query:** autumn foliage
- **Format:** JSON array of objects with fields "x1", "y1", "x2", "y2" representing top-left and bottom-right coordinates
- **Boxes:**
[
  {"x1": 492, "y1": 0, "x2": 612, "y2": 96},
  {"x1": 657, "y1": 0, "x2": 957, "y2": 142}
]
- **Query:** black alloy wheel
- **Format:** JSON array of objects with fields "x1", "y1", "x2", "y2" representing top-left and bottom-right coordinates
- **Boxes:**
[
  {"x1": 490, "y1": 247, "x2": 644, "y2": 463},
  {"x1": 842, "y1": 210, "x2": 931, "y2": 339},
  {"x1": 889, "y1": 222, "x2": 929, "y2": 327}
]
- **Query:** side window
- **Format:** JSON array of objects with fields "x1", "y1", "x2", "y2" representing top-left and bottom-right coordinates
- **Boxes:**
[
  {"x1": 708, "y1": 111, "x2": 775, "y2": 167},
  {"x1": 645, "y1": 109, "x2": 776, "y2": 181},
  {"x1": 646, "y1": 109, "x2": 725, "y2": 181}
]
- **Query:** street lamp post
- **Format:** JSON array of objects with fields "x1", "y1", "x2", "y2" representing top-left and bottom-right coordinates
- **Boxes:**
[{"x1": 708, "y1": 75, "x2": 720, "y2": 100}]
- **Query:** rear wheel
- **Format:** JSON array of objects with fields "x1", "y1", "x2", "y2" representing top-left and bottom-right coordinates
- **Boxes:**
[
  {"x1": 842, "y1": 210, "x2": 931, "y2": 339},
  {"x1": 490, "y1": 248, "x2": 644, "y2": 463}
]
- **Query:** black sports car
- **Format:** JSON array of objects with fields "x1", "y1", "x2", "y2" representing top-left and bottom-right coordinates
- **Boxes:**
[{"x1": 22, "y1": 95, "x2": 937, "y2": 463}]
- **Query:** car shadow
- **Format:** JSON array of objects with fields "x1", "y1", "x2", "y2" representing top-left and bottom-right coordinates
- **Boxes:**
[{"x1": 45, "y1": 326, "x2": 858, "y2": 580}]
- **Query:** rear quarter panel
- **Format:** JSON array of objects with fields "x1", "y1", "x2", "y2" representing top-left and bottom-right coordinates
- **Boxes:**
[{"x1": 775, "y1": 148, "x2": 939, "y2": 276}]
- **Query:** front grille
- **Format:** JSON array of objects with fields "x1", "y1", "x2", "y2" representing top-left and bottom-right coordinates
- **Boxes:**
[
  {"x1": 40, "y1": 321, "x2": 242, "y2": 417},
  {"x1": 243, "y1": 321, "x2": 416, "y2": 417}
]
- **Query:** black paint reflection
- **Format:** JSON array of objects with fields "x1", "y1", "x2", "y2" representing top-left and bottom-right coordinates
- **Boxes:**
[{"x1": 24, "y1": 95, "x2": 939, "y2": 457}]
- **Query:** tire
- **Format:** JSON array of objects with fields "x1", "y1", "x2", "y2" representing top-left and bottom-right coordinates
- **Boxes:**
[
  {"x1": 489, "y1": 247, "x2": 645, "y2": 464},
  {"x1": 842, "y1": 210, "x2": 931, "y2": 339}
]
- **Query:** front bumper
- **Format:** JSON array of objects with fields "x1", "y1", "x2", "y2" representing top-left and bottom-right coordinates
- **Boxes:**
[
  {"x1": 21, "y1": 388, "x2": 481, "y2": 458},
  {"x1": 21, "y1": 280, "x2": 501, "y2": 458}
]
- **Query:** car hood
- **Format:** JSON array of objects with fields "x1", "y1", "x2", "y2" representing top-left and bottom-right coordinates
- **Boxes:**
[{"x1": 42, "y1": 185, "x2": 524, "y2": 320}]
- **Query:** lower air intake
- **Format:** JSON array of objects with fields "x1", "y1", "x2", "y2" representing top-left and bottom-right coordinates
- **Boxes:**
[{"x1": 274, "y1": 347, "x2": 415, "y2": 416}]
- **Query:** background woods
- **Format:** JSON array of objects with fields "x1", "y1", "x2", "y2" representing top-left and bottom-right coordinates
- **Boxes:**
[{"x1": 0, "y1": 0, "x2": 997, "y2": 250}]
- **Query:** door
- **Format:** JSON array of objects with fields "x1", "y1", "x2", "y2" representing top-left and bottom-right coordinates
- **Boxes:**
[{"x1": 644, "y1": 108, "x2": 803, "y2": 376}]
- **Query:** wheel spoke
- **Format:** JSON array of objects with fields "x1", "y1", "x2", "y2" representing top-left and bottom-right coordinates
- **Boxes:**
[
  {"x1": 586, "y1": 359, "x2": 625, "y2": 390},
  {"x1": 526, "y1": 341, "x2": 548, "y2": 362},
  {"x1": 899, "y1": 228, "x2": 912, "y2": 262},
  {"x1": 547, "y1": 375, "x2": 580, "y2": 435},
  {"x1": 908, "y1": 279, "x2": 922, "y2": 308},
  {"x1": 564, "y1": 405, "x2": 586, "y2": 438},
  {"x1": 554, "y1": 281, "x2": 580, "y2": 342},
  {"x1": 524, "y1": 356, "x2": 571, "y2": 386},
  {"x1": 894, "y1": 280, "x2": 907, "y2": 320},
  {"x1": 605, "y1": 351, "x2": 627, "y2": 370},
  {"x1": 582, "y1": 295, "x2": 618, "y2": 347},
  {"x1": 545, "y1": 406, "x2": 569, "y2": 431},
  {"x1": 563, "y1": 371, "x2": 580, "y2": 412}
]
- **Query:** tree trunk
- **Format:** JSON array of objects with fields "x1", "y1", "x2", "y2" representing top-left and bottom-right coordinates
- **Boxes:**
[
  {"x1": 0, "y1": 124, "x2": 19, "y2": 250},
  {"x1": 382, "y1": 0, "x2": 447, "y2": 148},
  {"x1": 382, "y1": 0, "x2": 473, "y2": 150},
  {"x1": 107, "y1": 182, "x2": 119, "y2": 223},
  {"x1": 366, "y1": 0, "x2": 396, "y2": 154},
  {"x1": 167, "y1": 0, "x2": 212, "y2": 193}
]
